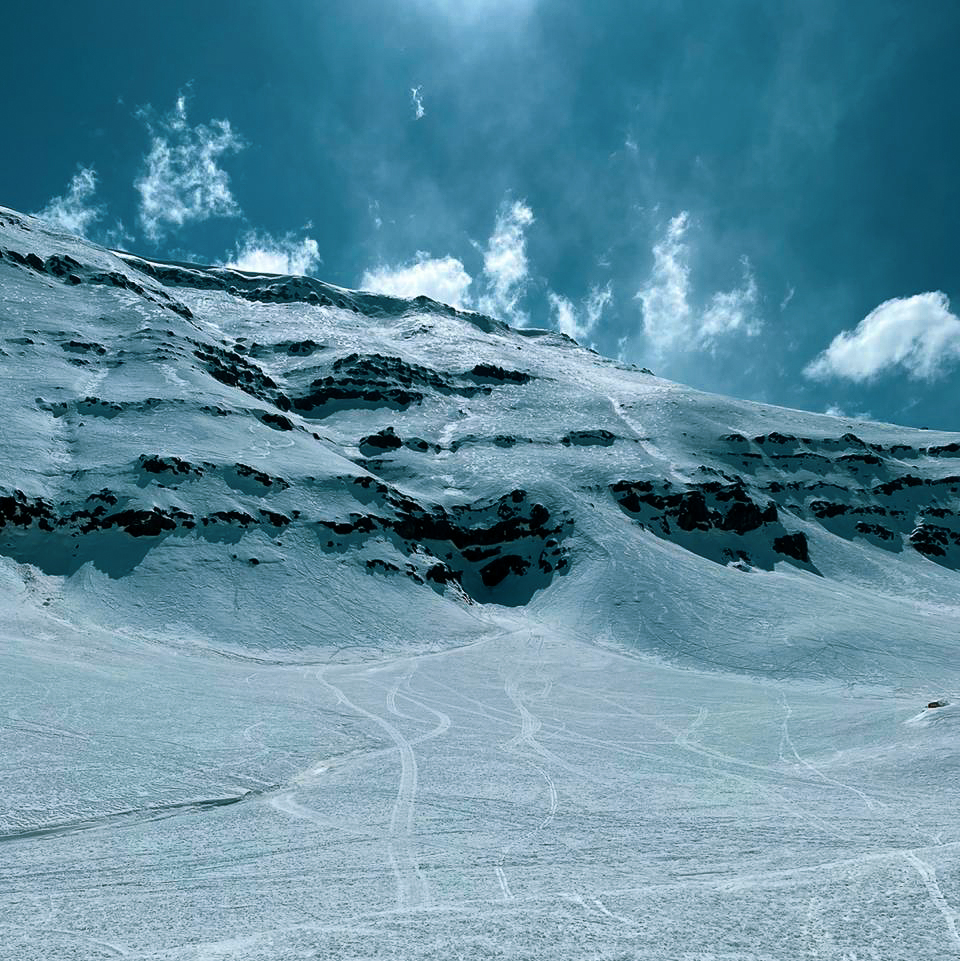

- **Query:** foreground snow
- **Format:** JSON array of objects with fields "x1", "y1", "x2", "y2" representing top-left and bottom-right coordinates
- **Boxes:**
[
  {"x1": 1, "y1": 207, "x2": 959, "y2": 958},
  {"x1": 4, "y1": 608, "x2": 959, "y2": 959}
]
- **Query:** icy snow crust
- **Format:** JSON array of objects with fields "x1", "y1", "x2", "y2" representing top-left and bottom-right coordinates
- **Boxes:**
[{"x1": 2, "y1": 206, "x2": 960, "y2": 958}]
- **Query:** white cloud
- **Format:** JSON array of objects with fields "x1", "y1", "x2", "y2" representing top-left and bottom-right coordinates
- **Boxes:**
[
  {"x1": 361, "y1": 252, "x2": 473, "y2": 308},
  {"x1": 100, "y1": 220, "x2": 137, "y2": 251},
  {"x1": 549, "y1": 283, "x2": 613, "y2": 343},
  {"x1": 359, "y1": 198, "x2": 538, "y2": 322},
  {"x1": 636, "y1": 213, "x2": 693, "y2": 352},
  {"x1": 805, "y1": 291, "x2": 960, "y2": 382},
  {"x1": 225, "y1": 230, "x2": 321, "y2": 276},
  {"x1": 411, "y1": 86, "x2": 425, "y2": 120},
  {"x1": 700, "y1": 258, "x2": 759, "y2": 341},
  {"x1": 475, "y1": 200, "x2": 534, "y2": 324},
  {"x1": 135, "y1": 95, "x2": 244, "y2": 242},
  {"x1": 636, "y1": 212, "x2": 761, "y2": 353},
  {"x1": 824, "y1": 404, "x2": 873, "y2": 420},
  {"x1": 33, "y1": 167, "x2": 104, "y2": 238}
]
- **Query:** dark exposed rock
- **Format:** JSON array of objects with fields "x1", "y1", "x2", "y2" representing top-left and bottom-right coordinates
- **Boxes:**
[
  {"x1": 258, "y1": 509, "x2": 291, "y2": 527},
  {"x1": 404, "y1": 436, "x2": 438, "y2": 453},
  {"x1": 809, "y1": 501, "x2": 848, "y2": 519},
  {"x1": 561, "y1": 429, "x2": 616, "y2": 448},
  {"x1": 138, "y1": 454, "x2": 199, "y2": 477},
  {"x1": 291, "y1": 353, "x2": 441, "y2": 415},
  {"x1": 0, "y1": 490, "x2": 54, "y2": 529},
  {"x1": 910, "y1": 524, "x2": 954, "y2": 558},
  {"x1": 203, "y1": 510, "x2": 258, "y2": 528},
  {"x1": 231, "y1": 463, "x2": 289, "y2": 490},
  {"x1": 773, "y1": 532, "x2": 809, "y2": 562},
  {"x1": 101, "y1": 508, "x2": 180, "y2": 537},
  {"x1": 675, "y1": 491, "x2": 712, "y2": 531},
  {"x1": 288, "y1": 354, "x2": 534, "y2": 418},
  {"x1": 755, "y1": 432, "x2": 797, "y2": 446},
  {"x1": 359, "y1": 427, "x2": 404, "y2": 456},
  {"x1": 838, "y1": 452, "x2": 882, "y2": 466},
  {"x1": 247, "y1": 339, "x2": 325, "y2": 358},
  {"x1": 192, "y1": 341, "x2": 290, "y2": 410},
  {"x1": 466, "y1": 363, "x2": 532, "y2": 384},
  {"x1": 854, "y1": 522, "x2": 895, "y2": 541},
  {"x1": 0, "y1": 248, "x2": 194, "y2": 318},
  {"x1": 719, "y1": 500, "x2": 777, "y2": 534},
  {"x1": 872, "y1": 475, "x2": 925, "y2": 496},
  {"x1": 258, "y1": 411, "x2": 294, "y2": 431},
  {"x1": 480, "y1": 554, "x2": 529, "y2": 587},
  {"x1": 317, "y1": 481, "x2": 571, "y2": 605},
  {"x1": 61, "y1": 340, "x2": 106, "y2": 355},
  {"x1": 611, "y1": 478, "x2": 801, "y2": 570}
]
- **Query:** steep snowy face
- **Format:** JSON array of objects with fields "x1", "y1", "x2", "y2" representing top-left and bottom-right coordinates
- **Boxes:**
[{"x1": 2, "y1": 204, "x2": 960, "y2": 681}]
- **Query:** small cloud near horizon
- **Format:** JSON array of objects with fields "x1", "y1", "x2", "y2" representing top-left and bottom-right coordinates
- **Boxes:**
[
  {"x1": 474, "y1": 200, "x2": 535, "y2": 325},
  {"x1": 805, "y1": 291, "x2": 960, "y2": 382},
  {"x1": 636, "y1": 212, "x2": 761, "y2": 355},
  {"x1": 225, "y1": 230, "x2": 322, "y2": 276},
  {"x1": 360, "y1": 198, "x2": 536, "y2": 324},
  {"x1": 32, "y1": 167, "x2": 104, "y2": 238},
  {"x1": 548, "y1": 283, "x2": 613, "y2": 344},
  {"x1": 361, "y1": 252, "x2": 472, "y2": 307}
]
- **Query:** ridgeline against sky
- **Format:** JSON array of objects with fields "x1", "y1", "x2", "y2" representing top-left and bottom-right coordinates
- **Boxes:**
[{"x1": 4, "y1": 0, "x2": 959, "y2": 428}]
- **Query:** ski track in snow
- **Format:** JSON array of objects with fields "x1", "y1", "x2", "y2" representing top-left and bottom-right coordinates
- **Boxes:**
[
  {"x1": 902, "y1": 851, "x2": 960, "y2": 952},
  {"x1": 317, "y1": 664, "x2": 432, "y2": 912},
  {"x1": 778, "y1": 693, "x2": 885, "y2": 811},
  {"x1": 495, "y1": 673, "x2": 561, "y2": 902}
]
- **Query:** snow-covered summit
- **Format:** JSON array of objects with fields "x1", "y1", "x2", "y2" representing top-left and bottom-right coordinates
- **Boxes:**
[
  {"x1": 5, "y1": 206, "x2": 960, "y2": 960},
  {"x1": 2, "y1": 204, "x2": 960, "y2": 681}
]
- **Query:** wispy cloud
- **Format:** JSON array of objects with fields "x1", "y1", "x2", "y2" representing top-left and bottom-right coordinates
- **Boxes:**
[
  {"x1": 549, "y1": 282, "x2": 613, "y2": 343},
  {"x1": 636, "y1": 213, "x2": 693, "y2": 352},
  {"x1": 135, "y1": 94, "x2": 245, "y2": 242},
  {"x1": 225, "y1": 230, "x2": 321, "y2": 276},
  {"x1": 805, "y1": 291, "x2": 960, "y2": 382},
  {"x1": 824, "y1": 404, "x2": 873, "y2": 420},
  {"x1": 361, "y1": 252, "x2": 473, "y2": 307},
  {"x1": 637, "y1": 212, "x2": 761, "y2": 353},
  {"x1": 700, "y1": 258, "x2": 759, "y2": 341},
  {"x1": 32, "y1": 167, "x2": 104, "y2": 238},
  {"x1": 360, "y1": 198, "x2": 535, "y2": 320},
  {"x1": 411, "y1": 86, "x2": 425, "y2": 120},
  {"x1": 475, "y1": 200, "x2": 535, "y2": 324}
]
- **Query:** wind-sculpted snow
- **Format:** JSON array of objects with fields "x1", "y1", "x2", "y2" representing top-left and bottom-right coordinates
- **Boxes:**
[{"x1": 3, "y1": 206, "x2": 960, "y2": 958}]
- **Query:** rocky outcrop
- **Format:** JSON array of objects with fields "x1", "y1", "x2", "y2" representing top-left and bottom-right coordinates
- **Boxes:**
[
  {"x1": 318, "y1": 480, "x2": 572, "y2": 605},
  {"x1": 0, "y1": 247, "x2": 193, "y2": 318},
  {"x1": 610, "y1": 478, "x2": 811, "y2": 571},
  {"x1": 562, "y1": 429, "x2": 616, "y2": 447}
]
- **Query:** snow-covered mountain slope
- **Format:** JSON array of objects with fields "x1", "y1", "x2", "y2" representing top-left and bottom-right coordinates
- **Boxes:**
[{"x1": 2, "y1": 206, "x2": 960, "y2": 960}]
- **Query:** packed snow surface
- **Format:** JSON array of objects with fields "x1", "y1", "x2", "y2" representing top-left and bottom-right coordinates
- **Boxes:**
[{"x1": 2, "y1": 207, "x2": 959, "y2": 959}]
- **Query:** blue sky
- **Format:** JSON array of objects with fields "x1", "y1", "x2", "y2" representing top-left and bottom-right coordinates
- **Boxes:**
[{"x1": 5, "y1": 0, "x2": 960, "y2": 429}]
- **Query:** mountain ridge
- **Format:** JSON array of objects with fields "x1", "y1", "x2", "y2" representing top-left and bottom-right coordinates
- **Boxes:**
[
  {"x1": 2, "y1": 203, "x2": 960, "y2": 679},
  {"x1": 4, "y1": 205, "x2": 960, "y2": 959}
]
